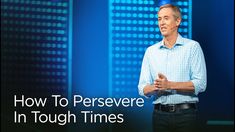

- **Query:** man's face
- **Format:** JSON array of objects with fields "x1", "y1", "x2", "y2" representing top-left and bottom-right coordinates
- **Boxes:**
[{"x1": 158, "y1": 8, "x2": 181, "y2": 37}]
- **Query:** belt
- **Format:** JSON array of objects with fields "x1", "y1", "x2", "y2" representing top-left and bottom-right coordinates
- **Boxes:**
[{"x1": 154, "y1": 103, "x2": 196, "y2": 112}]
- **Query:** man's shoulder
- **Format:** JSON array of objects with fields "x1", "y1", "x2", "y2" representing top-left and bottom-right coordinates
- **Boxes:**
[
  {"x1": 181, "y1": 37, "x2": 202, "y2": 52},
  {"x1": 182, "y1": 36, "x2": 200, "y2": 46}
]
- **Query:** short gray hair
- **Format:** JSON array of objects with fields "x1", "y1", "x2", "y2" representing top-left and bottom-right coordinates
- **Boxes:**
[{"x1": 158, "y1": 4, "x2": 182, "y2": 20}]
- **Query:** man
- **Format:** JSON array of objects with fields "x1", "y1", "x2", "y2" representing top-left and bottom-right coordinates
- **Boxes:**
[{"x1": 138, "y1": 4, "x2": 207, "y2": 132}]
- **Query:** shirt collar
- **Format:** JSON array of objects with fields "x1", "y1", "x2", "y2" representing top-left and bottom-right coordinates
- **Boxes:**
[{"x1": 159, "y1": 34, "x2": 184, "y2": 49}]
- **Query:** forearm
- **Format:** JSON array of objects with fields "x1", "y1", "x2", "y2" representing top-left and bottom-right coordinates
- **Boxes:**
[{"x1": 168, "y1": 81, "x2": 195, "y2": 92}]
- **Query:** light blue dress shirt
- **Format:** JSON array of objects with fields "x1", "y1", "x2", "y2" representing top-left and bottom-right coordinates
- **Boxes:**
[{"x1": 138, "y1": 34, "x2": 207, "y2": 104}]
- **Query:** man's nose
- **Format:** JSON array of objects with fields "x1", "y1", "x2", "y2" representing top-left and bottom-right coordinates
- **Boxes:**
[
  {"x1": 159, "y1": 21, "x2": 165, "y2": 26},
  {"x1": 159, "y1": 19, "x2": 165, "y2": 25}
]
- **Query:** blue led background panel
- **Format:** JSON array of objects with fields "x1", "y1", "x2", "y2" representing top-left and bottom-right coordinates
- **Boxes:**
[
  {"x1": 1, "y1": 0, "x2": 71, "y2": 96},
  {"x1": 1, "y1": 1, "x2": 72, "y2": 131},
  {"x1": 109, "y1": 0, "x2": 192, "y2": 97}
]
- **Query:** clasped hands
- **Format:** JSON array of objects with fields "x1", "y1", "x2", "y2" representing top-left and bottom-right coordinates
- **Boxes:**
[{"x1": 154, "y1": 73, "x2": 171, "y2": 91}]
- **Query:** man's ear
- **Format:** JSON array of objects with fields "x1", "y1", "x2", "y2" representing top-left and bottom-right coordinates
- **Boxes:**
[{"x1": 176, "y1": 18, "x2": 181, "y2": 27}]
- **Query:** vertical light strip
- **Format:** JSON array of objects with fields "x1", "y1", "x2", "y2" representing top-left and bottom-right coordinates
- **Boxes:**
[
  {"x1": 108, "y1": 1, "x2": 113, "y2": 132},
  {"x1": 188, "y1": 0, "x2": 192, "y2": 38},
  {"x1": 68, "y1": 0, "x2": 73, "y2": 100},
  {"x1": 108, "y1": 0, "x2": 113, "y2": 98}
]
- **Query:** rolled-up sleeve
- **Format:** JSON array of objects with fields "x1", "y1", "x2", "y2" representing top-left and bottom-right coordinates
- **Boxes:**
[
  {"x1": 190, "y1": 42, "x2": 207, "y2": 95},
  {"x1": 138, "y1": 49, "x2": 153, "y2": 98}
]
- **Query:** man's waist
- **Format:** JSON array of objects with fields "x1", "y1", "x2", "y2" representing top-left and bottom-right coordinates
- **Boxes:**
[
  {"x1": 154, "y1": 103, "x2": 197, "y2": 112},
  {"x1": 152, "y1": 94, "x2": 199, "y2": 105}
]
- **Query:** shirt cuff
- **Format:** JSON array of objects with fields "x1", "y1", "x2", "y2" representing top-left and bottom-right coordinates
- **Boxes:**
[{"x1": 191, "y1": 80, "x2": 204, "y2": 95}]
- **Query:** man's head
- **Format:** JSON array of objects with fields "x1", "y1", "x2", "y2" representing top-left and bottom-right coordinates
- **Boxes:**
[{"x1": 157, "y1": 4, "x2": 182, "y2": 37}]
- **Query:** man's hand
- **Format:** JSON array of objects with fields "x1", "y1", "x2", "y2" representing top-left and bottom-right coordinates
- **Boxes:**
[
  {"x1": 143, "y1": 84, "x2": 159, "y2": 96},
  {"x1": 154, "y1": 73, "x2": 170, "y2": 90},
  {"x1": 143, "y1": 73, "x2": 172, "y2": 96}
]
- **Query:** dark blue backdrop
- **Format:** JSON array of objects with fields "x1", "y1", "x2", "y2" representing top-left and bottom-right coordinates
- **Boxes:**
[
  {"x1": 192, "y1": 0, "x2": 234, "y2": 120},
  {"x1": 72, "y1": 0, "x2": 109, "y2": 97}
]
